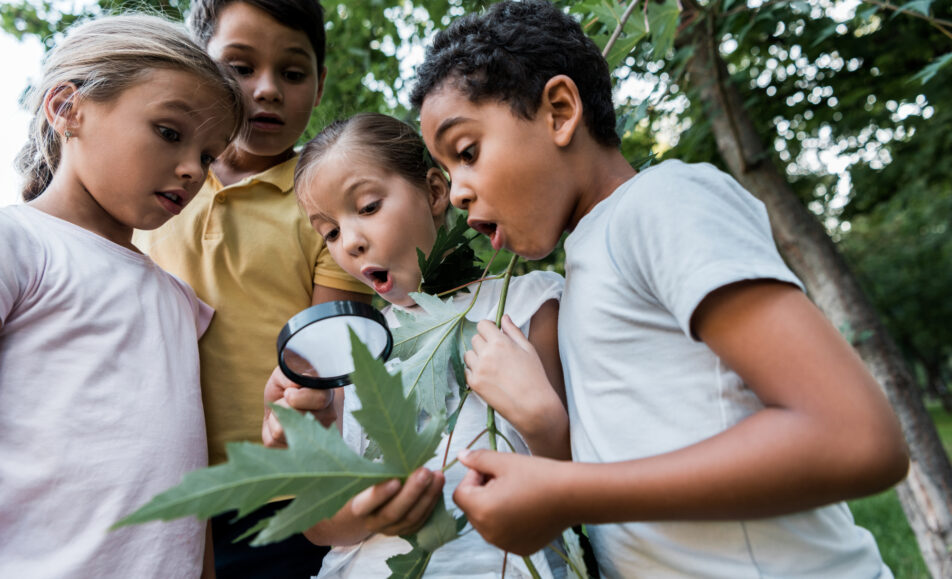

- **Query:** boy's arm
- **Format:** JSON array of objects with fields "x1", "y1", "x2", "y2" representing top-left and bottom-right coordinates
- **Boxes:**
[
  {"x1": 303, "y1": 468, "x2": 445, "y2": 546},
  {"x1": 465, "y1": 299, "x2": 570, "y2": 459},
  {"x1": 454, "y1": 280, "x2": 909, "y2": 556}
]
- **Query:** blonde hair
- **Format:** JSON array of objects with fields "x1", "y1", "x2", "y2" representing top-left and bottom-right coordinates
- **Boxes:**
[{"x1": 16, "y1": 13, "x2": 246, "y2": 201}]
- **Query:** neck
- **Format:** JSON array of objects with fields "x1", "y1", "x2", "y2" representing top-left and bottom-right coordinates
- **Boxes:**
[
  {"x1": 213, "y1": 145, "x2": 296, "y2": 186},
  {"x1": 30, "y1": 177, "x2": 137, "y2": 251},
  {"x1": 566, "y1": 145, "x2": 637, "y2": 230}
]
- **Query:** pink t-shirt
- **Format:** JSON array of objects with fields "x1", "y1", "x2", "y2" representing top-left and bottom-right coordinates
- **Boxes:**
[{"x1": 0, "y1": 205, "x2": 212, "y2": 578}]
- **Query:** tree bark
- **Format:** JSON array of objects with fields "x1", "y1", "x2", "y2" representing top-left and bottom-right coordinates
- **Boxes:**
[{"x1": 683, "y1": 11, "x2": 952, "y2": 577}]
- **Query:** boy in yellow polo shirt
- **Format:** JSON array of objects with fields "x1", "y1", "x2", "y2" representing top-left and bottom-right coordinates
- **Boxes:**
[{"x1": 134, "y1": 1, "x2": 371, "y2": 576}]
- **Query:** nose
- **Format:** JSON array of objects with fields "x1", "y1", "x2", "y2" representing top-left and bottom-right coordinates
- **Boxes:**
[
  {"x1": 449, "y1": 180, "x2": 474, "y2": 210},
  {"x1": 341, "y1": 226, "x2": 367, "y2": 257},
  {"x1": 253, "y1": 70, "x2": 282, "y2": 103},
  {"x1": 176, "y1": 156, "x2": 203, "y2": 186}
]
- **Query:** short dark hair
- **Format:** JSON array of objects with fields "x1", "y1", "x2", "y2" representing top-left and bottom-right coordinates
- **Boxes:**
[
  {"x1": 410, "y1": 0, "x2": 619, "y2": 147},
  {"x1": 188, "y1": 0, "x2": 326, "y2": 70}
]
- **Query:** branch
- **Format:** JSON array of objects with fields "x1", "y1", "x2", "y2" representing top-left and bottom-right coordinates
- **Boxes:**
[
  {"x1": 862, "y1": 0, "x2": 952, "y2": 40},
  {"x1": 602, "y1": 0, "x2": 643, "y2": 58}
]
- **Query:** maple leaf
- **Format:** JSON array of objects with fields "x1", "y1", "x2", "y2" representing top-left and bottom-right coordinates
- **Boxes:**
[
  {"x1": 114, "y1": 331, "x2": 445, "y2": 546},
  {"x1": 386, "y1": 497, "x2": 467, "y2": 578},
  {"x1": 390, "y1": 292, "x2": 476, "y2": 417}
]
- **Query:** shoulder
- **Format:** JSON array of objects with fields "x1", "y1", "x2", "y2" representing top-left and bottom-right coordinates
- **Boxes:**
[
  {"x1": 158, "y1": 270, "x2": 215, "y2": 336},
  {"x1": 0, "y1": 205, "x2": 45, "y2": 259},
  {"x1": 462, "y1": 270, "x2": 564, "y2": 329}
]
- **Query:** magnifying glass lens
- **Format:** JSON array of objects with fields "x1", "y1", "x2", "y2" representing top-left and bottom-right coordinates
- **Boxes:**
[{"x1": 277, "y1": 301, "x2": 393, "y2": 389}]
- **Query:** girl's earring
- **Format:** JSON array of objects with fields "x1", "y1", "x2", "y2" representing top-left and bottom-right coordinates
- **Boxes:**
[{"x1": 64, "y1": 130, "x2": 73, "y2": 143}]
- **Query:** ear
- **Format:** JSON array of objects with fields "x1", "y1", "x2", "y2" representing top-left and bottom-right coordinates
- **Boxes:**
[
  {"x1": 540, "y1": 75, "x2": 583, "y2": 148},
  {"x1": 44, "y1": 82, "x2": 81, "y2": 139},
  {"x1": 313, "y1": 66, "x2": 328, "y2": 108},
  {"x1": 425, "y1": 167, "x2": 450, "y2": 224}
]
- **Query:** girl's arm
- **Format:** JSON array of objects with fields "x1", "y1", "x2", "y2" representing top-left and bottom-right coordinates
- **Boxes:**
[
  {"x1": 454, "y1": 280, "x2": 909, "y2": 556},
  {"x1": 465, "y1": 299, "x2": 571, "y2": 460},
  {"x1": 304, "y1": 467, "x2": 445, "y2": 546}
]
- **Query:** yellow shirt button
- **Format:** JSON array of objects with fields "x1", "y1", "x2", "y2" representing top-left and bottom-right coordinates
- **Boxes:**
[{"x1": 215, "y1": 194, "x2": 225, "y2": 204}]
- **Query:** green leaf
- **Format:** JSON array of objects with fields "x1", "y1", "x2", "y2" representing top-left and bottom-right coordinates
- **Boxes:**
[
  {"x1": 115, "y1": 333, "x2": 445, "y2": 546},
  {"x1": 909, "y1": 52, "x2": 952, "y2": 85},
  {"x1": 391, "y1": 292, "x2": 474, "y2": 417},
  {"x1": 350, "y1": 330, "x2": 445, "y2": 472},
  {"x1": 386, "y1": 497, "x2": 467, "y2": 578},
  {"x1": 891, "y1": 0, "x2": 933, "y2": 19},
  {"x1": 114, "y1": 405, "x2": 399, "y2": 542},
  {"x1": 417, "y1": 213, "x2": 485, "y2": 297},
  {"x1": 647, "y1": 0, "x2": 680, "y2": 57}
]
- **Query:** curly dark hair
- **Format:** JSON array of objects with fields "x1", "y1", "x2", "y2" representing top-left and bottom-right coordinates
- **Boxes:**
[
  {"x1": 409, "y1": 0, "x2": 619, "y2": 147},
  {"x1": 188, "y1": 0, "x2": 326, "y2": 70}
]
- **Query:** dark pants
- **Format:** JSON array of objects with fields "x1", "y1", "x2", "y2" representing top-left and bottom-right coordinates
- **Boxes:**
[{"x1": 212, "y1": 500, "x2": 330, "y2": 578}]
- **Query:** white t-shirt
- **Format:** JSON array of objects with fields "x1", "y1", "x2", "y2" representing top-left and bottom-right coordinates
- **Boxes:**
[
  {"x1": 560, "y1": 161, "x2": 891, "y2": 578},
  {"x1": 0, "y1": 205, "x2": 212, "y2": 578},
  {"x1": 318, "y1": 271, "x2": 566, "y2": 578}
]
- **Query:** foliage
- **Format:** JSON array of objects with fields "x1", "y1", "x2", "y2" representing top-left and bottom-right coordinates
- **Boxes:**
[
  {"x1": 116, "y1": 332, "x2": 445, "y2": 549},
  {"x1": 850, "y1": 490, "x2": 929, "y2": 578},
  {"x1": 416, "y1": 212, "x2": 484, "y2": 297}
]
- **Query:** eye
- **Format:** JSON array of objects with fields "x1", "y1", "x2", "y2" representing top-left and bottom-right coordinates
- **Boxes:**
[
  {"x1": 458, "y1": 144, "x2": 477, "y2": 165},
  {"x1": 284, "y1": 70, "x2": 306, "y2": 82},
  {"x1": 323, "y1": 227, "x2": 339, "y2": 242},
  {"x1": 157, "y1": 126, "x2": 181, "y2": 142},
  {"x1": 230, "y1": 64, "x2": 253, "y2": 77},
  {"x1": 200, "y1": 153, "x2": 216, "y2": 167},
  {"x1": 358, "y1": 200, "x2": 380, "y2": 215}
]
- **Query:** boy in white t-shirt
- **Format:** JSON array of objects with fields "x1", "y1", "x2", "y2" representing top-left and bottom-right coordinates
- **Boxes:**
[{"x1": 410, "y1": 1, "x2": 910, "y2": 577}]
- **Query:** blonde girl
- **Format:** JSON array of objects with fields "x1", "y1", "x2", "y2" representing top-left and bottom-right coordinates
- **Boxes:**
[{"x1": 0, "y1": 14, "x2": 243, "y2": 578}]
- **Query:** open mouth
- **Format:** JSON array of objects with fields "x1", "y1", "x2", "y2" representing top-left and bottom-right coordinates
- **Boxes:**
[
  {"x1": 250, "y1": 114, "x2": 284, "y2": 126},
  {"x1": 470, "y1": 221, "x2": 497, "y2": 238},
  {"x1": 158, "y1": 191, "x2": 182, "y2": 205},
  {"x1": 468, "y1": 219, "x2": 502, "y2": 249},
  {"x1": 363, "y1": 267, "x2": 394, "y2": 294}
]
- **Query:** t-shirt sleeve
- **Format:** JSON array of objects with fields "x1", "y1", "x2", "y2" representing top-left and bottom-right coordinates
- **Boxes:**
[
  {"x1": 166, "y1": 273, "x2": 215, "y2": 337},
  {"x1": 0, "y1": 211, "x2": 38, "y2": 326},
  {"x1": 313, "y1": 245, "x2": 374, "y2": 294},
  {"x1": 464, "y1": 270, "x2": 564, "y2": 329},
  {"x1": 607, "y1": 161, "x2": 804, "y2": 339}
]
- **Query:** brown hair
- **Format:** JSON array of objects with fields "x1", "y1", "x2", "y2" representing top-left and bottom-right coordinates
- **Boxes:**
[
  {"x1": 16, "y1": 13, "x2": 246, "y2": 201},
  {"x1": 294, "y1": 113, "x2": 437, "y2": 196}
]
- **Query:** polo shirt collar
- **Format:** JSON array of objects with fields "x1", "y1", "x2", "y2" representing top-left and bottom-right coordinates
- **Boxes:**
[{"x1": 209, "y1": 154, "x2": 299, "y2": 194}]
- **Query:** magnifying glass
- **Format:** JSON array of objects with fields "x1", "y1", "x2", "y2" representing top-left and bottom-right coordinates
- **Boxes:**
[{"x1": 277, "y1": 300, "x2": 393, "y2": 389}]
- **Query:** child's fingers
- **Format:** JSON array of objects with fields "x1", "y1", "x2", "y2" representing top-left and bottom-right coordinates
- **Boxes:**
[
  {"x1": 457, "y1": 449, "x2": 500, "y2": 478},
  {"x1": 285, "y1": 386, "x2": 334, "y2": 413},
  {"x1": 262, "y1": 398, "x2": 292, "y2": 447},
  {"x1": 351, "y1": 479, "x2": 402, "y2": 518},
  {"x1": 500, "y1": 314, "x2": 532, "y2": 351},
  {"x1": 381, "y1": 470, "x2": 446, "y2": 536}
]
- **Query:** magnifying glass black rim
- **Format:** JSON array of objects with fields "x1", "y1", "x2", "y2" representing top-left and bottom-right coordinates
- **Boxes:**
[{"x1": 276, "y1": 300, "x2": 393, "y2": 389}]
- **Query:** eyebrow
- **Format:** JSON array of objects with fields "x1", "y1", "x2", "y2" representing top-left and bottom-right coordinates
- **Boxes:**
[
  {"x1": 158, "y1": 99, "x2": 199, "y2": 117},
  {"x1": 222, "y1": 42, "x2": 314, "y2": 61},
  {"x1": 433, "y1": 116, "x2": 469, "y2": 144},
  {"x1": 305, "y1": 177, "x2": 373, "y2": 223}
]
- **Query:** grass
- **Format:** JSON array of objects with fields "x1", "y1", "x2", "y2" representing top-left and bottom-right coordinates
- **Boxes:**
[{"x1": 847, "y1": 402, "x2": 952, "y2": 578}]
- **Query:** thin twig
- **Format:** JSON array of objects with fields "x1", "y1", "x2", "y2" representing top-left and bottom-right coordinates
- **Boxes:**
[{"x1": 602, "y1": 0, "x2": 643, "y2": 58}]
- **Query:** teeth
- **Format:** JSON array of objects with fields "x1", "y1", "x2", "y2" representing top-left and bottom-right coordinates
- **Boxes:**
[{"x1": 160, "y1": 192, "x2": 181, "y2": 203}]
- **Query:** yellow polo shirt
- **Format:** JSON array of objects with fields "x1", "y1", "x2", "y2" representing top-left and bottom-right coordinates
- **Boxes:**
[{"x1": 135, "y1": 156, "x2": 371, "y2": 464}]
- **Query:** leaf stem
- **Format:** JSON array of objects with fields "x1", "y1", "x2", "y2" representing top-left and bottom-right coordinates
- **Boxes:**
[{"x1": 488, "y1": 254, "x2": 519, "y2": 451}]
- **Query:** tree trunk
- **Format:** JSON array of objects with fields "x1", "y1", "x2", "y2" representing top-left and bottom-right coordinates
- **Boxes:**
[{"x1": 683, "y1": 13, "x2": 952, "y2": 577}]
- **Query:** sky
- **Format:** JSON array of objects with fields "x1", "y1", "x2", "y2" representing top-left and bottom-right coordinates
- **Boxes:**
[{"x1": 0, "y1": 32, "x2": 43, "y2": 207}]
